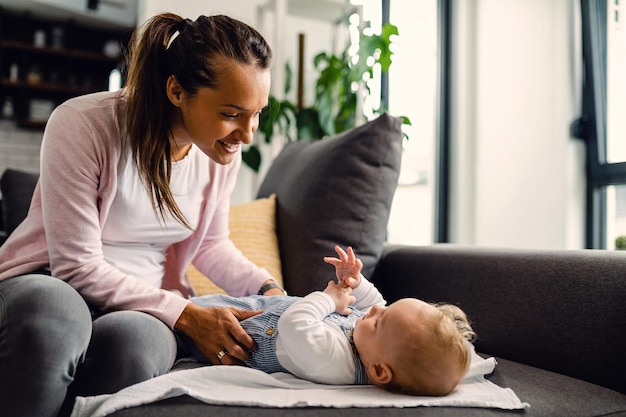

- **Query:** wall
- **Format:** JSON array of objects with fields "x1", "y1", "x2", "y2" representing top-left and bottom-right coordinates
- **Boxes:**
[{"x1": 448, "y1": 0, "x2": 586, "y2": 249}]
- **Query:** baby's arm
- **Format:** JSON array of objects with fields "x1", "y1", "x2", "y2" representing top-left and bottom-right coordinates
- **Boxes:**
[{"x1": 277, "y1": 292, "x2": 355, "y2": 384}]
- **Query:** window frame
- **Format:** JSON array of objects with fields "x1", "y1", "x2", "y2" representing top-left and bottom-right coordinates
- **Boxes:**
[
  {"x1": 435, "y1": 0, "x2": 451, "y2": 243},
  {"x1": 580, "y1": 0, "x2": 626, "y2": 248}
]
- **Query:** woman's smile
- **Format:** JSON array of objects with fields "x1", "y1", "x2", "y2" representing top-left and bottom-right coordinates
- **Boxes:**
[{"x1": 217, "y1": 140, "x2": 241, "y2": 154}]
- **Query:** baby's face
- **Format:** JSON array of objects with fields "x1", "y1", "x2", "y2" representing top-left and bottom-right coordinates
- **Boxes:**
[{"x1": 353, "y1": 298, "x2": 432, "y2": 367}]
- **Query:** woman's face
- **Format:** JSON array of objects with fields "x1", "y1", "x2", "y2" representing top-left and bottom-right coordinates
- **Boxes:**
[{"x1": 169, "y1": 59, "x2": 271, "y2": 165}]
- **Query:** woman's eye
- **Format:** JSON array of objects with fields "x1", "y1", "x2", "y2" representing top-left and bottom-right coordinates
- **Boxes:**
[{"x1": 222, "y1": 113, "x2": 238, "y2": 119}]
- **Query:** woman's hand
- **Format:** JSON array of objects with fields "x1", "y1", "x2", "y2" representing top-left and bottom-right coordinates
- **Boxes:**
[
  {"x1": 174, "y1": 303, "x2": 262, "y2": 365},
  {"x1": 323, "y1": 245, "x2": 363, "y2": 289},
  {"x1": 323, "y1": 280, "x2": 355, "y2": 315}
]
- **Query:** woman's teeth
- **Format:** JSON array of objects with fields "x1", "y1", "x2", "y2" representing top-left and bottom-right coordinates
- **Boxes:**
[{"x1": 219, "y1": 141, "x2": 238, "y2": 150}]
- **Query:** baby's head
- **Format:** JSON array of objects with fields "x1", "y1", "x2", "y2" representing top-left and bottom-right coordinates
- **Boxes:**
[{"x1": 353, "y1": 298, "x2": 475, "y2": 396}]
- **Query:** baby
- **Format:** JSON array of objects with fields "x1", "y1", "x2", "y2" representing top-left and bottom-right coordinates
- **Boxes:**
[{"x1": 184, "y1": 245, "x2": 476, "y2": 396}]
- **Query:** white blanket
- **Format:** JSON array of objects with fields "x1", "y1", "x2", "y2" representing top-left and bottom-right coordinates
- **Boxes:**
[{"x1": 70, "y1": 351, "x2": 529, "y2": 417}]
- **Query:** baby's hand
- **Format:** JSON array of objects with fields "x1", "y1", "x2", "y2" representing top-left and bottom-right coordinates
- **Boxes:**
[
  {"x1": 323, "y1": 245, "x2": 362, "y2": 289},
  {"x1": 323, "y1": 280, "x2": 355, "y2": 315}
]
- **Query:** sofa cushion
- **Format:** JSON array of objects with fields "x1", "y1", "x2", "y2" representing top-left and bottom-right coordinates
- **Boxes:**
[
  {"x1": 0, "y1": 168, "x2": 39, "y2": 236},
  {"x1": 187, "y1": 194, "x2": 283, "y2": 295},
  {"x1": 256, "y1": 113, "x2": 403, "y2": 296}
]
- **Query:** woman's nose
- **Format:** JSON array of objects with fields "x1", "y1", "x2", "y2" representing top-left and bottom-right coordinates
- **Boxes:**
[{"x1": 237, "y1": 116, "x2": 259, "y2": 144}]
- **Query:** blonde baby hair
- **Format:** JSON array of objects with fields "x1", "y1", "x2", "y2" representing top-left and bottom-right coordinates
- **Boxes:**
[{"x1": 384, "y1": 302, "x2": 476, "y2": 396}]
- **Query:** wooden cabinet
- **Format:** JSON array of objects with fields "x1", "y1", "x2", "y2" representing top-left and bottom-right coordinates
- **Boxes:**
[{"x1": 0, "y1": 8, "x2": 132, "y2": 129}]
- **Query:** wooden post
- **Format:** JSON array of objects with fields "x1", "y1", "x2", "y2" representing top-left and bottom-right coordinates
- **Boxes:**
[{"x1": 297, "y1": 33, "x2": 305, "y2": 110}]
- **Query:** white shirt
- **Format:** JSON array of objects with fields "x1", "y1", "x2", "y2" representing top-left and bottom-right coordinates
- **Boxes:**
[
  {"x1": 101, "y1": 146, "x2": 208, "y2": 287},
  {"x1": 275, "y1": 277, "x2": 385, "y2": 384}
]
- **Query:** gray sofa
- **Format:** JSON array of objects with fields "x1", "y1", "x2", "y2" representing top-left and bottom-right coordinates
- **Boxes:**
[
  {"x1": 107, "y1": 244, "x2": 626, "y2": 417},
  {"x1": 1, "y1": 114, "x2": 625, "y2": 416}
]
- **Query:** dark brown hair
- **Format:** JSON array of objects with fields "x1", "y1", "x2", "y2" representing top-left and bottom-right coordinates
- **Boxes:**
[{"x1": 122, "y1": 13, "x2": 272, "y2": 227}]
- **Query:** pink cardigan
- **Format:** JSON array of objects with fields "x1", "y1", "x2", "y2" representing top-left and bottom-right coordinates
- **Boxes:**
[{"x1": 0, "y1": 91, "x2": 273, "y2": 328}]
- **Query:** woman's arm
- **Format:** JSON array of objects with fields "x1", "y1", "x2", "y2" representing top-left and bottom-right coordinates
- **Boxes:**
[
  {"x1": 188, "y1": 156, "x2": 274, "y2": 297},
  {"x1": 40, "y1": 99, "x2": 189, "y2": 327},
  {"x1": 41, "y1": 101, "x2": 260, "y2": 358}
]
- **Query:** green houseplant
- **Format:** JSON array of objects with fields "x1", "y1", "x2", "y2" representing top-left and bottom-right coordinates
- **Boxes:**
[{"x1": 243, "y1": 17, "x2": 408, "y2": 172}]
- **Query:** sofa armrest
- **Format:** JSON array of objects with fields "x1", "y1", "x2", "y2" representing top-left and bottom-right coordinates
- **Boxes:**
[
  {"x1": 371, "y1": 244, "x2": 626, "y2": 394},
  {"x1": 0, "y1": 169, "x2": 39, "y2": 238}
]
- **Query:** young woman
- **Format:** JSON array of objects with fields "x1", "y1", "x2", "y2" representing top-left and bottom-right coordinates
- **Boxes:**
[{"x1": 0, "y1": 13, "x2": 283, "y2": 417}]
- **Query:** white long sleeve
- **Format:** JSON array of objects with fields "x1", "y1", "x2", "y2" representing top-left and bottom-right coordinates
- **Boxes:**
[
  {"x1": 275, "y1": 277, "x2": 385, "y2": 384},
  {"x1": 350, "y1": 274, "x2": 386, "y2": 311}
]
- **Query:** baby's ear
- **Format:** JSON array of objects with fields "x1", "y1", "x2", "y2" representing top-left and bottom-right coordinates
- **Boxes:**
[{"x1": 367, "y1": 362, "x2": 393, "y2": 385}]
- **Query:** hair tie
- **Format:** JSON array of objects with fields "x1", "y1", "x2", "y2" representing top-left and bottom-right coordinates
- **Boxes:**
[
  {"x1": 165, "y1": 31, "x2": 180, "y2": 50},
  {"x1": 165, "y1": 18, "x2": 193, "y2": 51}
]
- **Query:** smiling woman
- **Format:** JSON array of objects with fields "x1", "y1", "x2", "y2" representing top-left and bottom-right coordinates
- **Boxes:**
[
  {"x1": 0, "y1": 12, "x2": 286, "y2": 417},
  {"x1": 124, "y1": 14, "x2": 273, "y2": 228},
  {"x1": 165, "y1": 59, "x2": 271, "y2": 166}
]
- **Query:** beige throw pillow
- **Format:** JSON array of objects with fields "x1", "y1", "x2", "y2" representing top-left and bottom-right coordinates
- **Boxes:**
[{"x1": 187, "y1": 194, "x2": 283, "y2": 296}]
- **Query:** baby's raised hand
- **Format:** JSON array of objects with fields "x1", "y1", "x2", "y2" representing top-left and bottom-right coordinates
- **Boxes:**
[
  {"x1": 323, "y1": 245, "x2": 362, "y2": 289},
  {"x1": 323, "y1": 280, "x2": 355, "y2": 315}
]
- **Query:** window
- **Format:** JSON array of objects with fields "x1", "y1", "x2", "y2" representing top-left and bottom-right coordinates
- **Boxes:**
[
  {"x1": 606, "y1": 184, "x2": 626, "y2": 248},
  {"x1": 607, "y1": 0, "x2": 626, "y2": 163},
  {"x1": 353, "y1": 0, "x2": 441, "y2": 245},
  {"x1": 386, "y1": 0, "x2": 439, "y2": 245},
  {"x1": 580, "y1": 0, "x2": 626, "y2": 248}
]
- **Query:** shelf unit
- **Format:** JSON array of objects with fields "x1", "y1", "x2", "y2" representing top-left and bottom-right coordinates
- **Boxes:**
[{"x1": 0, "y1": 8, "x2": 132, "y2": 129}]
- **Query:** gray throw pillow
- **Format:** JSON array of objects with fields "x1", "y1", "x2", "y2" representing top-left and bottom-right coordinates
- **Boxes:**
[{"x1": 256, "y1": 113, "x2": 403, "y2": 296}]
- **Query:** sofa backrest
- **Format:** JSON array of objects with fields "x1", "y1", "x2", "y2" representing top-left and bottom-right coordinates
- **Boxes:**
[
  {"x1": 372, "y1": 244, "x2": 626, "y2": 395},
  {"x1": 0, "y1": 168, "x2": 39, "y2": 240}
]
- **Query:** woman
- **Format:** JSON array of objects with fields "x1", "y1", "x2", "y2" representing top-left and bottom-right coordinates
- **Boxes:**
[{"x1": 0, "y1": 13, "x2": 284, "y2": 417}]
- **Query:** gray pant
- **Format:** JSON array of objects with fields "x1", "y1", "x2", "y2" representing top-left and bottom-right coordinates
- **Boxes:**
[{"x1": 0, "y1": 274, "x2": 178, "y2": 417}]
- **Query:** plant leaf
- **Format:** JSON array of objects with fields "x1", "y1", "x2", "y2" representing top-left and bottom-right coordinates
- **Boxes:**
[
  {"x1": 242, "y1": 145, "x2": 261, "y2": 173},
  {"x1": 244, "y1": 13, "x2": 407, "y2": 170},
  {"x1": 296, "y1": 107, "x2": 324, "y2": 140}
]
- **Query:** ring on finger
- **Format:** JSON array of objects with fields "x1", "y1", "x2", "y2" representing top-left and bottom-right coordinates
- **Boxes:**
[{"x1": 217, "y1": 349, "x2": 228, "y2": 361}]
